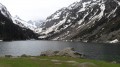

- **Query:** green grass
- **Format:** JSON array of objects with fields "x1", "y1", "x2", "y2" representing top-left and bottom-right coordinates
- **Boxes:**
[{"x1": 0, "y1": 56, "x2": 119, "y2": 67}]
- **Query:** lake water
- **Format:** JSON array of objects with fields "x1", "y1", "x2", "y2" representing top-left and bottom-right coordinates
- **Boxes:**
[{"x1": 0, "y1": 40, "x2": 120, "y2": 61}]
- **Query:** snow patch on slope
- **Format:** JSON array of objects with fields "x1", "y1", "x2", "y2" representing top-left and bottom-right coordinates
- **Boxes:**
[
  {"x1": 78, "y1": 1, "x2": 91, "y2": 12},
  {"x1": 87, "y1": 2, "x2": 105, "y2": 24},
  {"x1": 0, "y1": 3, "x2": 11, "y2": 19},
  {"x1": 78, "y1": 12, "x2": 89, "y2": 24},
  {"x1": 114, "y1": 0, "x2": 120, "y2": 5},
  {"x1": 52, "y1": 11, "x2": 62, "y2": 19},
  {"x1": 109, "y1": 39, "x2": 119, "y2": 43},
  {"x1": 43, "y1": 18, "x2": 67, "y2": 34},
  {"x1": 38, "y1": 35, "x2": 47, "y2": 39},
  {"x1": 107, "y1": 7, "x2": 117, "y2": 18},
  {"x1": 99, "y1": 3, "x2": 105, "y2": 20}
]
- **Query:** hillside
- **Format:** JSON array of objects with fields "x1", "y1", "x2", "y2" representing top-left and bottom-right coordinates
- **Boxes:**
[{"x1": 39, "y1": 0, "x2": 120, "y2": 43}]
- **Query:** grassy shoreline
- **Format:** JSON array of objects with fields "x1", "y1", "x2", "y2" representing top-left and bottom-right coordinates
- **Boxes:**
[{"x1": 0, "y1": 56, "x2": 119, "y2": 67}]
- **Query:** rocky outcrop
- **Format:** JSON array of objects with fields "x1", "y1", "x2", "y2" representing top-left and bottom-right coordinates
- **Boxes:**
[
  {"x1": 41, "y1": 50, "x2": 59, "y2": 56},
  {"x1": 40, "y1": 47, "x2": 82, "y2": 58}
]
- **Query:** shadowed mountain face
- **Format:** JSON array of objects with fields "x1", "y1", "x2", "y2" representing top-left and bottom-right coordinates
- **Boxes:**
[
  {"x1": 0, "y1": 3, "x2": 37, "y2": 41},
  {"x1": 40, "y1": 0, "x2": 120, "y2": 43}
]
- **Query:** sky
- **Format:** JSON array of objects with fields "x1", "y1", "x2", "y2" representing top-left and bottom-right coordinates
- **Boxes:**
[{"x1": 0, "y1": 0, "x2": 80, "y2": 21}]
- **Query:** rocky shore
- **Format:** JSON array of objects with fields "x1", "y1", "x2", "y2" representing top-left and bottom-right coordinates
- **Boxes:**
[{"x1": 40, "y1": 47, "x2": 83, "y2": 58}]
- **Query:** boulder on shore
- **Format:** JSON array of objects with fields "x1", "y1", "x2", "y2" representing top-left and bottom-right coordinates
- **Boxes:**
[
  {"x1": 41, "y1": 50, "x2": 59, "y2": 56},
  {"x1": 40, "y1": 47, "x2": 82, "y2": 58}
]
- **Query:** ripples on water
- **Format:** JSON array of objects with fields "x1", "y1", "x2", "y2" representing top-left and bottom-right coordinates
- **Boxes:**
[{"x1": 0, "y1": 40, "x2": 120, "y2": 61}]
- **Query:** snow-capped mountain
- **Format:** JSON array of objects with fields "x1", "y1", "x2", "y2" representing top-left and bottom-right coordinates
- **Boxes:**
[
  {"x1": 13, "y1": 15, "x2": 37, "y2": 31},
  {"x1": 0, "y1": 3, "x2": 11, "y2": 19},
  {"x1": 40, "y1": 0, "x2": 120, "y2": 43},
  {"x1": 27, "y1": 20, "x2": 45, "y2": 28},
  {"x1": 0, "y1": 3, "x2": 37, "y2": 41},
  {"x1": 12, "y1": 15, "x2": 43, "y2": 34}
]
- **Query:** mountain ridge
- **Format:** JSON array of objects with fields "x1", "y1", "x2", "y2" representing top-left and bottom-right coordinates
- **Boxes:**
[
  {"x1": 0, "y1": 3, "x2": 38, "y2": 41},
  {"x1": 39, "y1": 0, "x2": 120, "y2": 43}
]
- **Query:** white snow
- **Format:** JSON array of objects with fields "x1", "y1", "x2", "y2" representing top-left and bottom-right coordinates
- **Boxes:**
[
  {"x1": 114, "y1": 0, "x2": 120, "y2": 5},
  {"x1": 78, "y1": 1, "x2": 91, "y2": 12},
  {"x1": 52, "y1": 37, "x2": 60, "y2": 40},
  {"x1": 67, "y1": 19, "x2": 71, "y2": 23},
  {"x1": 52, "y1": 11, "x2": 62, "y2": 19},
  {"x1": 99, "y1": 3, "x2": 105, "y2": 20},
  {"x1": 78, "y1": 3, "x2": 86, "y2": 12},
  {"x1": 77, "y1": 23, "x2": 85, "y2": 29},
  {"x1": 77, "y1": 0, "x2": 105, "y2": 25},
  {"x1": 38, "y1": 35, "x2": 47, "y2": 39},
  {"x1": 64, "y1": 25, "x2": 69, "y2": 29},
  {"x1": 13, "y1": 16, "x2": 38, "y2": 32},
  {"x1": 88, "y1": 9, "x2": 98, "y2": 20},
  {"x1": 107, "y1": 0, "x2": 120, "y2": 18},
  {"x1": 83, "y1": 40, "x2": 88, "y2": 43},
  {"x1": 107, "y1": 7, "x2": 117, "y2": 18},
  {"x1": 43, "y1": 18, "x2": 66, "y2": 34},
  {"x1": 76, "y1": 0, "x2": 106, "y2": 29},
  {"x1": 0, "y1": 3, "x2": 11, "y2": 19},
  {"x1": 38, "y1": 0, "x2": 120, "y2": 40},
  {"x1": 109, "y1": 39, "x2": 119, "y2": 43},
  {"x1": 0, "y1": 3, "x2": 42, "y2": 34},
  {"x1": 112, "y1": 14, "x2": 116, "y2": 17},
  {"x1": 35, "y1": 28, "x2": 42, "y2": 33},
  {"x1": 78, "y1": 12, "x2": 89, "y2": 24},
  {"x1": 101, "y1": 28, "x2": 104, "y2": 30},
  {"x1": 71, "y1": 17, "x2": 76, "y2": 19},
  {"x1": 87, "y1": 2, "x2": 105, "y2": 24}
]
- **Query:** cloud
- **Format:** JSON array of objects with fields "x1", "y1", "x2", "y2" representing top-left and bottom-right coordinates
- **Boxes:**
[{"x1": 1, "y1": 0, "x2": 80, "y2": 21}]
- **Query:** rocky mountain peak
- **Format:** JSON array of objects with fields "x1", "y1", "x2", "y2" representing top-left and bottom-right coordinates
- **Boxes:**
[
  {"x1": 0, "y1": 3, "x2": 11, "y2": 19},
  {"x1": 39, "y1": 0, "x2": 120, "y2": 43},
  {"x1": 0, "y1": 3, "x2": 38, "y2": 41}
]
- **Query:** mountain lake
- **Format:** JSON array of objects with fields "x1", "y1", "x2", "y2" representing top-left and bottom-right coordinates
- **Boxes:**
[{"x1": 0, "y1": 40, "x2": 120, "y2": 61}]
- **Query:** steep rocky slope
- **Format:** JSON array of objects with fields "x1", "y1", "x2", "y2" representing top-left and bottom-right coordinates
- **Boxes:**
[
  {"x1": 40, "y1": 0, "x2": 120, "y2": 43},
  {"x1": 0, "y1": 3, "x2": 37, "y2": 41},
  {"x1": 13, "y1": 15, "x2": 37, "y2": 31}
]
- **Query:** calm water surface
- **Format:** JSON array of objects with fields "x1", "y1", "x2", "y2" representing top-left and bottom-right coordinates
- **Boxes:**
[{"x1": 0, "y1": 40, "x2": 120, "y2": 61}]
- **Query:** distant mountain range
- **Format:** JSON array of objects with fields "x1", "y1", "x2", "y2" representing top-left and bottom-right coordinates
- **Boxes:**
[
  {"x1": 0, "y1": 0, "x2": 120, "y2": 43},
  {"x1": 0, "y1": 3, "x2": 38, "y2": 41},
  {"x1": 27, "y1": 20, "x2": 45, "y2": 28},
  {"x1": 13, "y1": 15, "x2": 43, "y2": 33}
]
